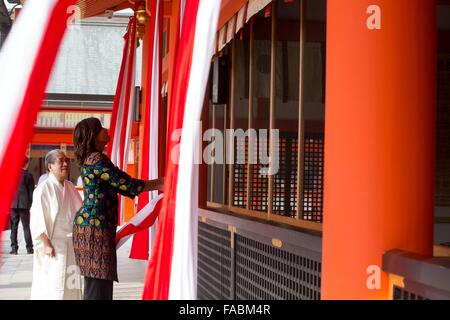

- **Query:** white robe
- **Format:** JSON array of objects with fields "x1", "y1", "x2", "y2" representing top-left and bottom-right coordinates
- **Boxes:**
[{"x1": 30, "y1": 173, "x2": 83, "y2": 300}]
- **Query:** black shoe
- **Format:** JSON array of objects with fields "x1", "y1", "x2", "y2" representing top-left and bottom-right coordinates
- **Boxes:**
[
  {"x1": 9, "y1": 250, "x2": 17, "y2": 255},
  {"x1": 27, "y1": 249, "x2": 34, "y2": 254}
]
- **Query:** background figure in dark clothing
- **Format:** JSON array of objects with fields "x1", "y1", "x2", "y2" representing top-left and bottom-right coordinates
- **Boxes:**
[{"x1": 10, "y1": 157, "x2": 35, "y2": 254}]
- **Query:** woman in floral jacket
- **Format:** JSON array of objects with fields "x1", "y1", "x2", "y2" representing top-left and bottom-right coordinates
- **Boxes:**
[{"x1": 72, "y1": 117, "x2": 163, "y2": 300}]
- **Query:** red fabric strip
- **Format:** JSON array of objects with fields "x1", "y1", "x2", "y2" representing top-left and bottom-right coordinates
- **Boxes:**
[
  {"x1": 107, "y1": 20, "x2": 132, "y2": 158},
  {"x1": 118, "y1": 17, "x2": 137, "y2": 171},
  {"x1": 0, "y1": 0, "x2": 76, "y2": 246},
  {"x1": 142, "y1": 0, "x2": 200, "y2": 300},
  {"x1": 129, "y1": 0, "x2": 161, "y2": 260},
  {"x1": 116, "y1": 198, "x2": 163, "y2": 246}
]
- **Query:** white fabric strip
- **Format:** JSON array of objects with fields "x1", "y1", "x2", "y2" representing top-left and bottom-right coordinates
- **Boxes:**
[
  {"x1": 0, "y1": 0, "x2": 58, "y2": 162},
  {"x1": 246, "y1": 0, "x2": 272, "y2": 23},
  {"x1": 226, "y1": 15, "x2": 236, "y2": 44},
  {"x1": 120, "y1": 36, "x2": 137, "y2": 224},
  {"x1": 148, "y1": 0, "x2": 161, "y2": 254},
  {"x1": 168, "y1": 0, "x2": 221, "y2": 300},
  {"x1": 149, "y1": 0, "x2": 160, "y2": 188},
  {"x1": 235, "y1": 4, "x2": 247, "y2": 34},
  {"x1": 110, "y1": 44, "x2": 130, "y2": 167},
  {"x1": 123, "y1": 37, "x2": 137, "y2": 173},
  {"x1": 180, "y1": 0, "x2": 186, "y2": 35},
  {"x1": 218, "y1": 24, "x2": 227, "y2": 52}
]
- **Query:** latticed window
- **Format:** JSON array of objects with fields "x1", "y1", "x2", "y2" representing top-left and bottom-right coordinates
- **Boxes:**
[
  {"x1": 272, "y1": 133, "x2": 297, "y2": 217},
  {"x1": 205, "y1": 0, "x2": 326, "y2": 231},
  {"x1": 302, "y1": 134, "x2": 324, "y2": 222}
]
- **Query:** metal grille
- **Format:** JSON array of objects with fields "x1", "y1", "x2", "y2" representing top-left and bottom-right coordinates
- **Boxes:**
[
  {"x1": 233, "y1": 138, "x2": 248, "y2": 208},
  {"x1": 197, "y1": 222, "x2": 233, "y2": 299},
  {"x1": 235, "y1": 234, "x2": 321, "y2": 300},
  {"x1": 393, "y1": 286, "x2": 426, "y2": 300},
  {"x1": 302, "y1": 133, "x2": 324, "y2": 222},
  {"x1": 250, "y1": 137, "x2": 269, "y2": 212},
  {"x1": 273, "y1": 133, "x2": 298, "y2": 217}
]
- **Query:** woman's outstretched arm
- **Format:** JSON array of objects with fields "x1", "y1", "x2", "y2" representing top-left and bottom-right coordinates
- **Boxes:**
[{"x1": 144, "y1": 177, "x2": 164, "y2": 192}]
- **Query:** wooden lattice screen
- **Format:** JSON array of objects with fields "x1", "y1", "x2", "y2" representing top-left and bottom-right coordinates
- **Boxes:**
[
  {"x1": 302, "y1": 133, "x2": 324, "y2": 222},
  {"x1": 233, "y1": 138, "x2": 248, "y2": 208},
  {"x1": 273, "y1": 133, "x2": 298, "y2": 217},
  {"x1": 232, "y1": 131, "x2": 324, "y2": 221},
  {"x1": 250, "y1": 136, "x2": 269, "y2": 212}
]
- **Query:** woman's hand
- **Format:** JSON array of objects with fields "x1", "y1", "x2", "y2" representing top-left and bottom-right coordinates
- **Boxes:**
[
  {"x1": 144, "y1": 177, "x2": 164, "y2": 192},
  {"x1": 155, "y1": 177, "x2": 164, "y2": 191}
]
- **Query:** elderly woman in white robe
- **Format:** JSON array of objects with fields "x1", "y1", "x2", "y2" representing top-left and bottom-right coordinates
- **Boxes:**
[{"x1": 30, "y1": 149, "x2": 83, "y2": 300}]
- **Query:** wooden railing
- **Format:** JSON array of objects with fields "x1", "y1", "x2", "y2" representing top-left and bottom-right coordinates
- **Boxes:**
[{"x1": 383, "y1": 249, "x2": 450, "y2": 300}]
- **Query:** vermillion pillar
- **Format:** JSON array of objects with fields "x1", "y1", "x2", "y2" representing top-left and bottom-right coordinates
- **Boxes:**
[
  {"x1": 322, "y1": 0, "x2": 436, "y2": 299},
  {"x1": 138, "y1": 12, "x2": 152, "y2": 180}
]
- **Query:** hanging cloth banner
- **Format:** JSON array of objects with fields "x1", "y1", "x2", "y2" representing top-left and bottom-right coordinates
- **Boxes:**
[
  {"x1": 142, "y1": 0, "x2": 221, "y2": 300},
  {"x1": 107, "y1": 16, "x2": 138, "y2": 226},
  {"x1": 116, "y1": 193, "x2": 164, "y2": 249},
  {"x1": 246, "y1": 0, "x2": 272, "y2": 22},
  {"x1": 0, "y1": 0, "x2": 76, "y2": 245},
  {"x1": 128, "y1": 0, "x2": 163, "y2": 260}
]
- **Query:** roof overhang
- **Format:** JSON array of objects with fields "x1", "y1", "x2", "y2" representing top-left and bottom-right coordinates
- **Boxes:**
[{"x1": 77, "y1": 0, "x2": 132, "y2": 19}]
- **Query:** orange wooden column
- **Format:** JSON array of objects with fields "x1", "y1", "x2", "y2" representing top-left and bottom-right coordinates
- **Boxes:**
[
  {"x1": 166, "y1": 0, "x2": 181, "y2": 117},
  {"x1": 138, "y1": 13, "x2": 152, "y2": 180},
  {"x1": 322, "y1": 0, "x2": 436, "y2": 299}
]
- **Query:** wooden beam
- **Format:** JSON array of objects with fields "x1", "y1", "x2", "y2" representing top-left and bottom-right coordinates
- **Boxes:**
[
  {"x1": 296, "y1": 0, "x2": 306, "y2": 220},
  {"x1": 434, "y1": 244, "x2": 450, "y2": 257},
  {"x1": 211, "y1": 105, "x2": 216, "y2": 203},
  {"x1": 199, "y1": 77, "x2": 211, "y2": 208},
  {"x1": 207, "y1": 201, "x2": 226, "y2": 210},
  {"x1": 246, "y1": 19, "x2": 254, "y2": 210},
  {"x1": 268, "y1": 1, "x2": 276, "y2": 217},
  {"x1": 223, "y1": 104, "x2": 228, "y2": 204},
  {"x1": 227, "y1": 206, "x2": 323, "y2": 233},
  {"x1": 31, "y1": 132, "x2": 74, "y2": 145},
  {"x1": 228, "y1": 39, "x2": 237, "y2": 209}
]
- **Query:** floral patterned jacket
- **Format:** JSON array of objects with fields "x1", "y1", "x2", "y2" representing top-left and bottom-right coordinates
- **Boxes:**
[{"x1": 73, "y1": 152, "x2": 145, "y2": 281}]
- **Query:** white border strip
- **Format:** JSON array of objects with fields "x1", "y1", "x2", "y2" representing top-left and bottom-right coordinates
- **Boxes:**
[
  {"x1": 110, "y1": 39, "x2": 130, "y2": 167},
  {"x1": 0, "y1": 0, "x2": 58, "y2": 160},
  {"x1": 147, "y1": 0, "x2": 161, "y2": 254},
  {"x1": 169, "y1": 0, "x2": 221, "y2": 300}
]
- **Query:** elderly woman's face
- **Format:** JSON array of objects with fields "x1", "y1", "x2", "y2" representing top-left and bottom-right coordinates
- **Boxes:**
[
  {"x1": 49, "y1": 153, "x2": 70, "y2": 181},
  {"x1": 96, "y1": 127, "x2": 110, "y2": 150}
]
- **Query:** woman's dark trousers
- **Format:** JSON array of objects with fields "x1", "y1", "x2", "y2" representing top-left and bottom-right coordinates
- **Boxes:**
[{"x1": 83, "y1": 277, "x2": 114, "y2": 300}]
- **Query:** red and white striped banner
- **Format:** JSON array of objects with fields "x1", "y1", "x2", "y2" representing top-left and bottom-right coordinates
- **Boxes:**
[
  {"x1": 142, "y1": 0, "x2": 221, "y2": 300},
  {"x1": 116, "y1": 193, "x2": 163, "y2": 250},
  {"x1": 107, "y1": 15, "x2": 138, "y2": 226},
  {"x1": 0, "y1": 0, "x2": 75, "y2": 244},
  {"x1": 124, "y1": 0, "x2": 187, "y2": 261},
  {"x1": 128, "y1": 0, "x2": 163, "y2": 260},
  {"x1": 108, "y1": 18, "x2": 132, "y2": 166}
]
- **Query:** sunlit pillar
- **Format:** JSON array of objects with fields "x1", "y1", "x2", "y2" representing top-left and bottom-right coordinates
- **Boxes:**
[{"x1": 322, "y1": 0, "x2": 436, "y2": 299}]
